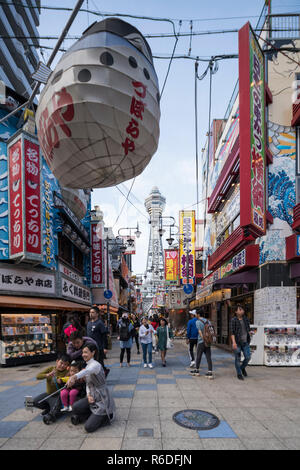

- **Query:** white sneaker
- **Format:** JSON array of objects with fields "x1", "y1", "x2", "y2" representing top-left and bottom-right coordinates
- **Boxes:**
[
  {"x1": 61, "y1": 406, "x2": 69, "y2": 412},
  {"x1": 144, "y1": 363, "x2": 148, "y2": 368},
  {"x1": 190, "y1": 361, "x2": 195, "y2": 368},
  {"x1": 68, "y1": 405, "x2": 72, "y2": 412},
  {"x1": 148, "y1": 363, "x2": 153, "y2": 369}
]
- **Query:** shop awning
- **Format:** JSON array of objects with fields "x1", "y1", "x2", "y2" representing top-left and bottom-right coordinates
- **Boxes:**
[
  {"x1": 290, "y1": 263, "x2": 300, "y2": 279},
  {"x1": 0, "y1": 295, "x2": 90, "y2": 311},
  {"x1": 213, "y1": 269, "x2": 257, "y2": 289}
]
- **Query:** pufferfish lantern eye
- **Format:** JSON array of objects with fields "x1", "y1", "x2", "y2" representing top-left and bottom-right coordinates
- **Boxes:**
[{"x1": 100, "y1": 51, "x2": 114, "y2": 66}]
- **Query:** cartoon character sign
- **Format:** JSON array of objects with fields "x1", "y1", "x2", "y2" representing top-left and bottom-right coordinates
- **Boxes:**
[{"x1": 36, "y1": 18, "x2": 160, "y2": 188}]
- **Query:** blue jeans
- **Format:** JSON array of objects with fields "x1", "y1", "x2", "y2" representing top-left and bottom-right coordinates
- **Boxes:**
[
  {"x1": 141, "y1": 342, "x2": 152, "y2": 364},
  {"x1": 234, "y1": 342, "x2": 251, "y2": 376}
]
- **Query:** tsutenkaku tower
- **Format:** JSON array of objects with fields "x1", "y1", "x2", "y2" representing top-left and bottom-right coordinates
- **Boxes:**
[{"x1": 144, "y1": 186, "x2": 166, "y2": 285}]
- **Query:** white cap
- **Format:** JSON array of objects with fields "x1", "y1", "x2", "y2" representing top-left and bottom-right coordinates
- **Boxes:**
[{"x1": 190, "y1": 310, "x2": 197, "y2": 315}]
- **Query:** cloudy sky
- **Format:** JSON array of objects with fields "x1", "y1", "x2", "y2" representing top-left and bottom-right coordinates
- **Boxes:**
[{"x1": 38, "y1": 0, "x2": 300, "y2": 274}]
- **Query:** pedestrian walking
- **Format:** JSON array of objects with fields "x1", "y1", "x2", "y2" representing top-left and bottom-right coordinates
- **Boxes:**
[
  {"x1": 139, "y1": 317, "x2": 155, "y2": 368},
  {"x1": 86, "y1": 306, "x2": 110, "y2": 377},
  {"x1": 190, "y1": 311, "x2": 214, "y2": 379},
  {"x1": 117, "y1": 313, "x2": 134, "y2": 367},
  {"x1": 131, "y1": 313, "x2": 141, "y2": 354},
  {"x1": 151, "y1": 314, "x2": 159, "y2": 353},
  {"x1": 68, "y1": 343, "x2": 115, "y2": 433},
  {"x1": 155, "y1": 317, "x2": 173, "y2": 367},
  {"x1": 230, "y1": 304, "x2": 251, "y2": 380},
  {"x1": 186, "y1": 310, "x2": 198, "y2": 367},
  {"x1": 67, "y1": 330, "x2": 98, "y2": 362}
]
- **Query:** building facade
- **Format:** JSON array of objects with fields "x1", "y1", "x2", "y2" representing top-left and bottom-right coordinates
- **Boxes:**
[
  {"x1": 192, "y1": 13, "x2": 300, "y2": 347},
  {"x1": 0, "y1": 0, "x2": 40, "y2": 98}
]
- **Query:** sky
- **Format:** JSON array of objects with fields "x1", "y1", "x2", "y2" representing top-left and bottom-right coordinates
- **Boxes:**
[{"x1": 38, "y1": 0, "x2": 300, "y2": 275}]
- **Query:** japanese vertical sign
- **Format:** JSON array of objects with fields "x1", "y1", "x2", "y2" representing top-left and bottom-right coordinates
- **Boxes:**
[
  {"x1": 8, "y1": 138, "x2": 24, "y2": 259},
  {"x1": 8, "y1": 132, "x2": 43, "y2": 262},
  {"x1": 24, "y1": 138, "x2": 42, "y2": 257},
  {"x1": 239, "y1": 22, "x2": 266, "y2": 235},
  {"x1": 164, "y1": 249, "x2": 179, "y2": 285},
  {"x1": 179, "y1": 211, "x2": 196, "y2": 285},
  {"x1": 90, "y1": 220, "x2": 104, "y2": 287}
]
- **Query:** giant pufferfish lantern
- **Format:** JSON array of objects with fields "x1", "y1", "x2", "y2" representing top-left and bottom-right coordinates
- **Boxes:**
[{"x1": 36, "y1": 18, "x2": 160, "y2": 188}]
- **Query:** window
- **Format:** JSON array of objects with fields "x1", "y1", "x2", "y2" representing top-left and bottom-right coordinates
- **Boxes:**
[
  {"x1": 73, "y1": 246, "x2": 83, "y2": 273},
  {"x1": 58, "y1": 233, "x2": 72, "y2": 265}
]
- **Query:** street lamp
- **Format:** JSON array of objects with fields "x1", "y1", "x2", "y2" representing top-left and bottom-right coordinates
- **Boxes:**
[{"x1": 118, "y1": 223, "x2": 141, "y2": 239}]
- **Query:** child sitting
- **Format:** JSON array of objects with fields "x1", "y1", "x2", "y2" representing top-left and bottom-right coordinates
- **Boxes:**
[
  {"x1": 58, "y1": 361, "x2": 86, "y2": 412},
  {"x1": 33, "y1": 353, "x2": 71, "y2": 424}
]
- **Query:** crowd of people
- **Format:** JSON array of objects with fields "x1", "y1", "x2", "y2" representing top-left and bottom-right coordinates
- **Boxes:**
[{"x1": 31, "y1": 304, "x2": 251, "y2": 433}]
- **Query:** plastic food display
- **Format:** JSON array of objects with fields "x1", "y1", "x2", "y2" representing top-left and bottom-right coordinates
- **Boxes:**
[
  {"x1": 0, "y1": 314, "x2": 55, "y2": 365},
  {"x1": 36, "y1": 18, "x2": 160, "y2": 188}
]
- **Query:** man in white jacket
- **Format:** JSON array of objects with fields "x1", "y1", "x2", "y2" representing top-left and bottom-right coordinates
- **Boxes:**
[{"x1": 139, "y1": 317, "x2": 155, "y2": 368}]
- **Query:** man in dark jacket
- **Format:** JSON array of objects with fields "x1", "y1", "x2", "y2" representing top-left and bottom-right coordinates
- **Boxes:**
[
  {"x1": 86, "y1": 306, "x2": 110, "y2": 377},
  {"x1": 186, "y1": 310, "x2": 198, "y2": 367},
  {"x1": 230, "y1": 304, "x2": 251, "y2": 380}
]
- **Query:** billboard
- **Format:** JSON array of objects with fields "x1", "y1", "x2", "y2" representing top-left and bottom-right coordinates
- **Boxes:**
[
  {"x1": 8, "y1": 132, "x2": 43, "y2": 262},
  {"x1": 164, "y1": 249, "x2": 179, "y2": 285},
  {"x1": 90, "y1": 220, "x2": 105, "y2": 287},
  {"x1": 179, "y1": 210, "x2": 196, "y2": 285},
  {"x1": 239, "y1": 22, "x2": 266, "y2": 236}
]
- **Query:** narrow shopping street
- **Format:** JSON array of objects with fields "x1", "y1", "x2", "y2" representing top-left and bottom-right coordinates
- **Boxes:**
[{"x1": 1, "y1": 338, "x2": 300, "y2": 451}]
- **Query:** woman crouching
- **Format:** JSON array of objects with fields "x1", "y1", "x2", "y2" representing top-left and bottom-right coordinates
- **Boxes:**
[{"x1": 66, "y1": 342, "x2": 115, "y2": 433}]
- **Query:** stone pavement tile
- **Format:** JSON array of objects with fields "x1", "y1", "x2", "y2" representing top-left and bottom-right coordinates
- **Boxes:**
[
  {"x1": 113, "y1": 398, "x2": 133, "y2": 408},
  {"x1": 39, "y1": 437, "x2": 85, "y2": 450},
  {"x1": 131, "y1": 398, "x2": 158, "y2": 408},
  {"x1": 0, "y1": 438, "x2": 46, "y2": 450},
  {"x1": 113, "y1": 384, "x2": 136, "y2": 391},
  {"x1": 0, "y1": 438, "x2": 9, "y2": 448},
  {"x1": 282, "y1": 438, "x2": 300, "y2": 450},
  {"x1": 158, "y1": 398, "x2": 186, "y2": 408},
  {"x1": 39, "y1": 420, "x2": 85, "y2": 438},
  {"x1": 246, "y1": 407, "x2": 289, "y2": 422},
  {"x1": 115, "y1": 408, "x2": 130, "y2": 420},
  {"x1": 135, "y1": 384, "x2": 157, "y2": 391},
  {"x1": 129, "y1": 407, "x2": 160, "y2": 420},
  {"x1": 113, "y1": 390, "x2": 134, "y2": 398},
  {"x1": 2, "y1": 407, "x2": 41, "y2": 422},
  {"x1": 160, "y1": 419, "x2": 198, "y2": 439},
  {"x1": 80, "y1": 437, "x2": 122, "y2": 450},
  {"x1": 241, "y1": 438, "x2": 288, "y2": 450},
  {"x1": 159, "y1": 408, "x2": 183, "y2": 421},
  {"x1": 229, "y1": 420, "x2": 276, "y2": 439},
  {"x1": 125, "y1": 421, "x2": 161, "y2": 439},
  {"x1": 133, "y1": 390, "x2": 158, "y2": 398},
  {"x1": 201, "y1": 439, "x2": 246, "y2": 450},
  {"x1": 137, "y1": 378, "x2": 156, "y2": 384},
  {"x1": 0, "y1": 386, "x2": 13, "y2": 393},
  {"x1": 0, "y1": 421, "x2": 29, "y2": 438},
  {"x1": 138, "y1": 370, "x2": 156, "y2": 376},
  {"x1": 122, "y1": 438, "x2": 162, "y2": 450},
  {"x1": 265, "y1": 420, "x2": 300, "y2": 439},
  {"x1": 215, "y1": 407, "x2": 255, "y2": 422},
  {"x1": 162, "y1": 438, "x2": 204, "y2": 450}
]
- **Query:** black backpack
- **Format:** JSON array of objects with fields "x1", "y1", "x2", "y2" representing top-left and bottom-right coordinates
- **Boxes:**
[{"x1": 119, "y1": 320, "x2": 130, "y2": 341}]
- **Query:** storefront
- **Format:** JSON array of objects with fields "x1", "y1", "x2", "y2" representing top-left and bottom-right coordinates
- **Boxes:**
[{"x1": 0, "y1": 296, "x2": 90, "y2": 367}]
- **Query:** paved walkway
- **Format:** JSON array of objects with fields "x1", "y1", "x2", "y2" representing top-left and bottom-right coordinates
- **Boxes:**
[{"x1": 1, "y1": 339, "x2": 300, "y2": 450}]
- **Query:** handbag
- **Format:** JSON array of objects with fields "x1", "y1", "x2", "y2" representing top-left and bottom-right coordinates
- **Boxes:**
[{"x1": 166, "y1": 325, "x2": 173, "y2": 349}]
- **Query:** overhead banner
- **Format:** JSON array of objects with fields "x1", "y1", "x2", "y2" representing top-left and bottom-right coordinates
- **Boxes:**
[
  {"x1": 8, "y1": 132, "x2": 43, "y2": 263},
  {"x1": 164, "y1": 249, "x2": 179, "y2": 285},
  {"x1": 90, "y1": 221, "x2": 104, "y2": 287},
  {"x1": 121, "y1": 235, "x2": 136, "y2": 255},
  {"x1": 179, "y1": 210, "x2": 196, "y2": 285},
  {"x1": 239, "y1": 22, "x2": 266, "y2": 236}
]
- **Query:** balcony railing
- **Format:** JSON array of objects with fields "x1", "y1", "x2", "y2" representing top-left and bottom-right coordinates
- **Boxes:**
[{"x1": 207, "y1": 226, "x2": 250, "y2": 271}]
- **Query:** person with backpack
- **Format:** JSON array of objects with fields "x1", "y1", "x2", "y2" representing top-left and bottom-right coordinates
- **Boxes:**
[
  {"x1": 190, "y1": 310, "x2": 215, "y2": 379},
  {"x1": 117, "y1": 313, "x2": 134, "y2": 367},
  {"x1": 186, "y1": 310, "x2": 198, "y2": 368}
]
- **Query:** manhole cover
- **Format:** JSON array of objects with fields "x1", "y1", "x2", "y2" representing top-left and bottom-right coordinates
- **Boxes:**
[{"x1": 173, "y1": 409, "x2": 220, "y2": 430}]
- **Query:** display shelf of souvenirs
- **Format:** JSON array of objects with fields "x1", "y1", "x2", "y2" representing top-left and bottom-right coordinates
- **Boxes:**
[{"x1": 0, "y1": 314, "x2": 56, "y2": 363}]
